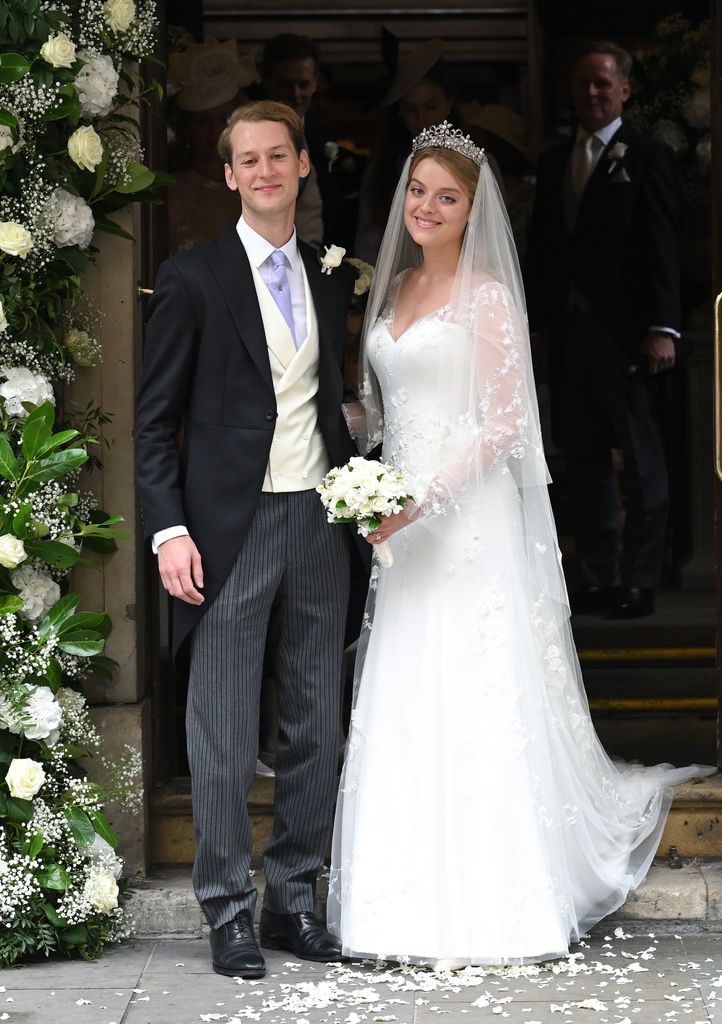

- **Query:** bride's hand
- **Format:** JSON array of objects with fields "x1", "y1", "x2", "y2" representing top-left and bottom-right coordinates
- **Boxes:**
[{"x1": 366, "y1": 506, "x2": 418, "y2": 544}]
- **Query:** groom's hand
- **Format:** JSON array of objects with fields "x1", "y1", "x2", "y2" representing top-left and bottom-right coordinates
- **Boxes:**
[{"x1": 157, "y1": 536, "x2": 205, "y2": 605}]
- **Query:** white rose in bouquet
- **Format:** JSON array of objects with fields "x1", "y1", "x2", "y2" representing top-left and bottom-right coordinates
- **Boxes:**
[
  {"x1": 65, "y1": 327, "x2": 101, "y2": 366},
  {"x1": 0, "y1": 221, "x2": 33, "y2": 259},
  {"x1": 11, "y1": 564, "x2": 61, "y2": 623},
  {"x1": 0, "y1": 300, "x2": 7, "y2": 334},
  {"x1": 0, "y1": 366, "x2": 55, "y2": 417},
  {"x1": 75, "y1": 50, "x2": 119, "y2": 118},
  {"x1": 103, "y1": 0, "x2": 135, "y2": 32},
  {"x1": 6, "y1": 758, "x2": 46, "y2": 800},
  {"x1": 0, "y1": 126, "x2": 14, "y2": 155},
  {"x1": 0, "y1": 534, "x2": 26, "y2": 568},
  {"x1": 83, "y1": 865, "x2": 120, "y2": 913},
  {"x1": 40, "y1": 32, "x2": 76, "y2": 69},
  {"x1": 67, "y1": 125, "x2": 103, "y2": 172},
  {"x1": 50, "y1": 187, "x2": 95, "y2": 249}
]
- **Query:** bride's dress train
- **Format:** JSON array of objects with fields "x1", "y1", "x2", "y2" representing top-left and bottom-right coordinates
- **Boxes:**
[{"x1": 328, "y1": 284, "x2": 714, "y2": 966}]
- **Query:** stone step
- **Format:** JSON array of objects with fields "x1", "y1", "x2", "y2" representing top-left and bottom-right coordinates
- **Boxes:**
[
  {"x1": 128, "y1": 862, "x2": 722, "y2": 939},
  {"x1": 150, "y1": 776, "x2": 722, "y2": 869}
]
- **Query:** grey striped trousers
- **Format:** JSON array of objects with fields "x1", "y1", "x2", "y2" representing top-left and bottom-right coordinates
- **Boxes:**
[{"x1": 187, "y1": 489, "x2": 350, "y2": 928}]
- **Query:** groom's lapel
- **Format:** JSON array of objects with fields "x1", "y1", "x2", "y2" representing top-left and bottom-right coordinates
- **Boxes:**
[
  {"x1": 298, "y1": 242, "x2": 336, "y2": 362},
  {"x1": 209, "y1": 227, "x2": 274, "y2": 392}
]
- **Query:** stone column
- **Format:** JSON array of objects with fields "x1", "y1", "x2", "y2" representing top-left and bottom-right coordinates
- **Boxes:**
[{"x1": 66, "y1": 204, "x2": 150, "y2": 876}]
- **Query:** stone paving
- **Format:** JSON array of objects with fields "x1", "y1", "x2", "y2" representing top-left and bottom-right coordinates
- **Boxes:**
[{"x1": 6, "y1": 927, "x2": 722, "y2": 1024}]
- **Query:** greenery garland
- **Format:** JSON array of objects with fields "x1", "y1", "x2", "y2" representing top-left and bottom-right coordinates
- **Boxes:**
[{"x1": 0, "y1": 0, "x2": 163, "y2": 965}]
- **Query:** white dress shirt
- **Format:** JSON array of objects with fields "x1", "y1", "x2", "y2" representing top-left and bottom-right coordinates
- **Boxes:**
[{"x1": 152, "y1": 217, "x2": 309, "y2": 553}]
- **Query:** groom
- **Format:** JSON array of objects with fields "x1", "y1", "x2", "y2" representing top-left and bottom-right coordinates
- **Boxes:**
[{"x1": 135, "y1": 101, "x2": 361, "y2": 978}]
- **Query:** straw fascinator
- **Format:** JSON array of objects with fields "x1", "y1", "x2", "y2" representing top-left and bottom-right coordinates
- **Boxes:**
[
  {"x1": 459, "y1": 101, "x2": 533, "y2": 164},
  {"x1": 168, "y1": 38, "x2": 260, "y2": 112}
]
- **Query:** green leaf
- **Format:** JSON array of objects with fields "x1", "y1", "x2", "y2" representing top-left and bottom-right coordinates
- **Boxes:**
[
  {"x1": 93, "y1": 216, "x2": 134, "y2": 241},
  {"x1": 53, "y1": 246, "x2": 90, "y2": 274},
  {"x1": 90, "y1": 809, "x2": 118, "y2": 848},
  {"x1": 37, "y1": 864, "x2": 71, "y2": 891},
  {"x1": 26, "y1": 448, "x2": 87, "y2": 482},
  {"x1": 21, "y1": 401, "x2": 54, "y2": 459},
  {"x1": 58, "y1": 612, "x2": 110, "y2": 637},
  {"x1": 0, "y1": 433, "x2": 19, "y2": 480},
  {"x1": 0, "y1": 53, "x2": 30, "y2": 85},
  {"x1": 60, "y1": 923, "x2": 89, "y2": 945},
  {"x1": 0, "y1": 108, "x2": 18, "y2": 129},
  {"x1": 35, "y1": 429, "x2": 81, "y2": 458},
  {"x1": 24, "y1": 831, "x2": 44, "y2": 858},
  {"x1": 89, "y1": 654, "x2": 117, "y2": 679},
  {"x1": 0, "y1": 595, "x2": 23, "y2": 616},
  {"x1": 12, "y1": 502, "x2": 33, "y2": 537},
  {"x1": 44, "y1": 91, "x2": 81, "y2": 121},
  {"x1": 5, "y1": 796, "x2": 34, "y2": 823},
  {"x1": 64, "y1": 805, "x2": 95, "y2": 847},
  {"x1": 81, "y1": 534, "x2": 118, "y2": 555},
  {"x1": 25, "y1": 539, "x2": 79, "y2": 569},
  {"x1": 114, "y1": 163, "x2": 157, "y2": 194},
  {"x1": 43, "y1": 901, "x2": 68, "y2": 927},
  {"x1": 57, "y1": 631, "x2": 105, "y2": 656},
  {"x1": 63, "y1": 743, "x2": 91, "y2": 759},
  {"x1": 37, "y1": 593, "x2": 80, "y2": 639}
]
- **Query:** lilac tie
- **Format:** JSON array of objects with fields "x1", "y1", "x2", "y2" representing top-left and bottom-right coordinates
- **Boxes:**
[{"x1": 266, "y1": 250, "x2": 297, "y2": 347}]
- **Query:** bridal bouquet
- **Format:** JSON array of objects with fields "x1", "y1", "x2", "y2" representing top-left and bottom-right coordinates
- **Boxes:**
[{"x1": 317, "y1": 457, "x2": 413, "y2": 568}]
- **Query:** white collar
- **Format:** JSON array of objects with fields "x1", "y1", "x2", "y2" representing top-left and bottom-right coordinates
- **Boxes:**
[
  {"x1": 576, "y1": 116, "x2": 623, "y2": 148},
  {"x1": 236, "y1": 216, "x2": 299, "y2": 271}
]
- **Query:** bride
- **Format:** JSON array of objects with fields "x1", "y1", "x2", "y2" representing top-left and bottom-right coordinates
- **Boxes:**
[{"x1": 327, "y1": 122, "x2": 713, "y2": 967}]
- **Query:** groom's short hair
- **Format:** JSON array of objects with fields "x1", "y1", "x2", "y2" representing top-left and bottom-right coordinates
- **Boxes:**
[{"x1": 218, "y1": 101, "x2": 305, "y2": 164}]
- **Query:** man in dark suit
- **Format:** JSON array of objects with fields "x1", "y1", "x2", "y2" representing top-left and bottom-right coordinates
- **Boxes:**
[
  {"x1": 526, "y1": 41, "x2": 682, "y2": 619},
  {"x1": 135, "y1": 101, "x2": 364, "y2": 977}
]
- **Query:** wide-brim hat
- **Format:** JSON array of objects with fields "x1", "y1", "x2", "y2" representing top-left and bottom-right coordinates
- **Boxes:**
[
  {"x1": 382, "y1": 38, "x2": 445, "y2": 107},
  {"x1": 169, "y1": 38, "x2": 260, "y2": 113},
  {"x1": 459, "y1": 101, "x2": 532, "y2": 162}
]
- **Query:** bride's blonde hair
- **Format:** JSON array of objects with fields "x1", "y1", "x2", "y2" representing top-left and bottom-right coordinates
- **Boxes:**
[{"x1": 407, "y1": 146, "x2": 479, "y2": 203}]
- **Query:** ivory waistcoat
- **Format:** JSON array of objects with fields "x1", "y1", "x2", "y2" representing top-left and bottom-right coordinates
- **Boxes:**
[{"x1": 249, "y1": 259, "x2": 330, "y2": 492}]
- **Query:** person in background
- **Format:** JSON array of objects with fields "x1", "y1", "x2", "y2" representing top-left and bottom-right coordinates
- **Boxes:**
[
  {"x1": 354, "y1": 39, "x2": 454, "y2": 264},
  {"x1": 262, "y1": 32, "x2": 344, "y2": 246},
  {"x1": 526, "y1": 41, "x2": 682, "y2": 619}
]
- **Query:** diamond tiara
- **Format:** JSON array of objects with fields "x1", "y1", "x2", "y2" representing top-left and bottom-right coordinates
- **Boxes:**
[{"x1": 411, "y1": 121, "x2": 486, "y2": 167}]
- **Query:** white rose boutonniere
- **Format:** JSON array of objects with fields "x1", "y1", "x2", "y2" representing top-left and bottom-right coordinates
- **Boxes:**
[
  {"x1": 323, "y1": 140, "x2": 339, "y2": 172},
  {"x1": 345, "y1": 256, "x2": 374, "y2": 299},
  {"x1": 607, "y1": 141, "x2": 628, "y2": 174},
  {"x1": 319, "y1": 243, "x2": 346, "y2": 275}
]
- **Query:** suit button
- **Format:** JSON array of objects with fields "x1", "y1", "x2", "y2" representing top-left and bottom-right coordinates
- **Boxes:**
[{"x1": 265, "y1": 410, "x2": 275, "y2": 421}]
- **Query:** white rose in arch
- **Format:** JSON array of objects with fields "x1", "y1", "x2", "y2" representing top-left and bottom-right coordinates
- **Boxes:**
[
  {"x1": 103, "y1": 0, "x2": 135, "y2": 32},
  {"x1": 83, "y1": 865, "x2": 120, "y2": 913},
  {"x1": 0, "y1": 221, "x2": 33, "y2": 259},
  {"x1": 6, "y1": 758, "x2": 46, "y2": 800},
  {"x1": 68, "y1": 125, "x2": 103, "y2": 172},
  {"x1": 0, "y1": 534, "x2": 26, "y2": 569},
  {"x1": 75, "y1": 50, "x2": 119, "y2": 119},
  {"x1": 40, "y1": 32, "x2": 76, "y2": 69},
  {"x1": 0, "y1": 126, "x2": 14, "y2": 155},
  {"x1": 0, "y1": 300, "x2": 7, "y2": 334}
]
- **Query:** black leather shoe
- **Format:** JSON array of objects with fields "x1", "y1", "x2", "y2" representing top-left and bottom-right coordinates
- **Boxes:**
[
  {"x1": 607, "y1": 587, "x2": 655, "y2": 620},
  {"x1": 570, "y1": 586, "x2": 617, "y2": 615},
  {"x1": 210, "y1": 909, "x2": 266, "y2": 978},
  {"x1": 260, "y1": 909, "x2": 343, "y2": 962}
]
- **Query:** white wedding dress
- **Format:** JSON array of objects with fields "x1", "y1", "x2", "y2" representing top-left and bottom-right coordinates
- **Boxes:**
[{"x1": 328, "y1": 279, "x2": 714, "y2": 967}]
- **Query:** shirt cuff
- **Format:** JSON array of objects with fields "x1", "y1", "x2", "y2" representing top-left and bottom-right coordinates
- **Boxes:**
[
  {"x1": 152, "y1": 525, "x2": 189, "y2": 554},
  {"x1": 648, "y1": 325, "x2": 680, "y2": 339}
]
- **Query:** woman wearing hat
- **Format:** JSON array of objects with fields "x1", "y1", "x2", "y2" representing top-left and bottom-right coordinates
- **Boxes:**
[{"x1": 353, "y1": 39, "x2": 457, "y2": 264}]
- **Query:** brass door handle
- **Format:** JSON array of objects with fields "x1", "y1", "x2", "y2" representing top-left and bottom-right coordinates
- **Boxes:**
[
  {"x1": 716, "y1": 292, "x2": 722, "y2": 483},
  {"x1": 137, "y1": 285, "x2": 154, "y2": 299}
]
